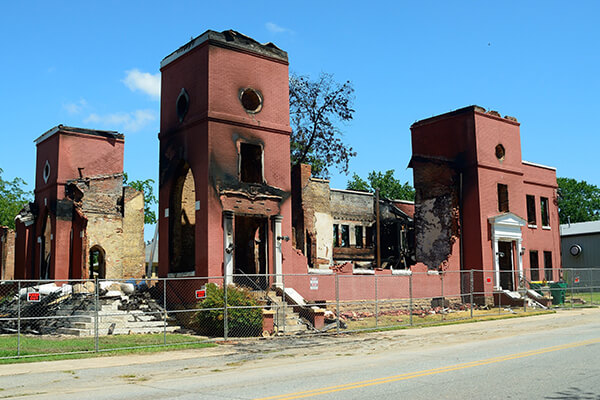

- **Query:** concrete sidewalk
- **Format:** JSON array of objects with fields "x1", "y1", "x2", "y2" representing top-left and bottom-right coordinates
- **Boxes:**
[
  {"x1": 0, "y1": 346, "x2": 236, "y2": 377},
  {"x1": 1, "y1": 308, "x2": 597, "y2": 377}
]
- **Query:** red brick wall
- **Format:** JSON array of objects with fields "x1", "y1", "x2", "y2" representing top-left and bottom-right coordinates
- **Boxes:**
[
  {"x1": 158, "y1": 33, "x2": 297, "y2": 279},
  {"x1": 411, "y1": 106, "x2": 561, "y2": 294}
]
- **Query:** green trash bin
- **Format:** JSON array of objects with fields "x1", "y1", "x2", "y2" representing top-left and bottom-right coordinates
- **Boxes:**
[
  {"x1": 530, "y1": 281, "x2": 544, "y2": 296},
  {"x1": 549, "y1": 282, "x2": 567, "y2": 305}
]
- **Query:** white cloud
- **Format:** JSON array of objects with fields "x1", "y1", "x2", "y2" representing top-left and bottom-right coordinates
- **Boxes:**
[
  {"x1": 122, "y1": 69, "x2": 161, "y2": 100},
  {"x1": 85, "y1": 109, "x2": 156, "y2": 133},
  {"x1": 63, "y1": 99, "x2": 88, "y2": 115},
  {"x1": 266, "y1": 22, "x2": 293, "y2": 34}
]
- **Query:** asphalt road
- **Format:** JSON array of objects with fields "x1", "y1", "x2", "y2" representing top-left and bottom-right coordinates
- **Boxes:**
[{"x1": 1, "y1": 308, "x2": 599, "y2": 399}]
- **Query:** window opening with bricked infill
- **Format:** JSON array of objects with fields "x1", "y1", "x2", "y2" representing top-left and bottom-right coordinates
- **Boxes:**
[
  {"x1": 526, "y1": 195, "x2": 537, "y2": 226},
  {"x1": 89, "y1": 245, "x2": 106, "y2": 279},
  {"x1": 169, "y1": 163, "x2": 196, "y2": 274},
  {"x1": 540, "y1": 197, "x2": 550, "y2": 227},
  {"x1": 529, "y1": 250, "x2": 539, "y2": 281},
  {"x1": 355, "y1": 226, "x2": 363, "y2": 248},
  {"x1": 341, "y1": 225, "x2": 350, "y2": 247},
  {"x1": 240, "y1": 143, "x2": 263, "y2": 184},
  {"x1": 497, "y1": 184, "x2": 509, "y2": 212},
  {"x1": 544, "y1": 251, "x2": 553, "y2": 281},
  {"x1": 333, "y1": 224, "x2": 340, "y2": 247}
]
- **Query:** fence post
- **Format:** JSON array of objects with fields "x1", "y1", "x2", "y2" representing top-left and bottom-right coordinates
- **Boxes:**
[
  {"x1": 223, "y1": 277, "x2": 229, "y2": 341},
  {"x1": 409, "y1": 272, "x2": 413, "y2": 327},
  {"x1": 282, "y1": 273, "x2": 286, "y2": 335},
  {"x1": 375, "y1": 274, "x2": 379, "y2": 329},
  {"x1": 94, "y1": 276, "x2": 99, "y2": 353},
  {"x1": 590, "y1": 269, "x2": 594, "y2": 306},
  {"x1": 469, "y1": 270, "x2": 474, "y2": 320},
  {"x1": 17, "y1": 281, "x2": 21, "y2": 358},
  {"x1": 163, "y1": 278, "x2": 167, "y2": 345},
  {"x1": 335, "y1": 273, "x2": 340, "y2": 335},
  {"x1": 570, "y1": 269, "x2": 574, "y2": 309},
  {"x1": 441, "y1": 272, "x2": 445, "y2": 322}
]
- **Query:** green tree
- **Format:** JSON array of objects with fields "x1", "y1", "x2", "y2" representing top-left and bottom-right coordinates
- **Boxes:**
[
  {"x1": 0, "y1": 168, "x2": 32, "y2": 229},
  {"x1": 557, "y1": 177, "x2": 600, "y2": 224},
  {"x1": 289, "y1": 72, "x2": 356, "y2": 178},
  {"x1": 123, "y1": 173, "x2": 157, "y2": 224},
  {"x1": 347, "y1": 170, "x2": 415, "y2": 201}
]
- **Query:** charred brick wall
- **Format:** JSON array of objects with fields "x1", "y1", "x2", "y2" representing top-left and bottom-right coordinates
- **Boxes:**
[
  {"x1": 68, "y1": 174, "x2": 144, "y2": 279},
  {"x1": 412, "y1": 160, "x2": 460, "y2": 270},
  {"x1": 0, "y1": 227, "x2": 16, "y2": 280},
  {"x1": 300, "y1": 175, "x2": 332, "y2": 267},
  {"x1": 122, "y1": 188, "x2": 145, "y2": 278}
]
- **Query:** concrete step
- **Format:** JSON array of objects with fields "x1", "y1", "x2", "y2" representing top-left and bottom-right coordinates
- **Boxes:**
[
  {"x1": 277, "y1": 323, "x2": 306, "y2": 333},
  {"x1": 57, "y1": 327, "x2": 92, "y2": 336}
]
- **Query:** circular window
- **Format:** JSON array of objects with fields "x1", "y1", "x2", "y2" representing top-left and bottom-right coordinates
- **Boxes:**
[
  {"x1": 495, "y1": 144, "x2": 505, "y2": 161},
  {"x1": 570, "y1": 244, "x2": 582, "y2": 257},
  {"x1": 43, "y1": 160, "x2": 50, "y2": 183},
  {"x1": 176, "y1": 88, "x2": 189, "y2": 123},
  {"x1": 240, "y1": 88, "x2": 263, "y2": 113}
]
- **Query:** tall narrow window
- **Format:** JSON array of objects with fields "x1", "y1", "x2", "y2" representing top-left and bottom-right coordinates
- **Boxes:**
[
  {"x1": 341, "y1": 225, "x2": 350, "y2": 247},
  {"x1": 355, "y1": 226, "x2": 363, "y2": 248},
  {"x1": 540, "y1": 197, "x2": 550, "y2": 227},
  {"x1": 526, "y1": 195, "x2": 537, "y2": 226},
  {"x1": 240, "y1": 143, "x2": 263, "y2": 184},
  {"x1": 365, "y1": 226, "x2": 374, "y2": 247},
  {"x1": 333, "y1": 224, "x2": 340, "y2": 247},
  {"x1": 529, "y1": 250, "x2": 539, "y2": 281},
  {"x1": 498, "y1": 184, "x2": 509, "y2": 212},
  {"x1": 544, "y1": 251, "x2": 553, "y2": 281}
]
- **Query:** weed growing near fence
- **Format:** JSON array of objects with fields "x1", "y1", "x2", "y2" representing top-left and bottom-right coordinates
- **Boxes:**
[{"x1": 195, "y1": 284, "x2": 263, "y2": 337}]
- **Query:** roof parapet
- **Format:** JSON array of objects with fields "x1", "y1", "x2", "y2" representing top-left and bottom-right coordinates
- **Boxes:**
[{"x1": 161, "y1": 29, "x2": 288, "y2": 69}]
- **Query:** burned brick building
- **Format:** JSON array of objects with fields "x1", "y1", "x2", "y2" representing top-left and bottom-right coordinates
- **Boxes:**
[
  {"x1": 291, "y1": 164, "x2": 415, "y2": 271},
  {"x1": 157, "y1": 30, "x2": 305, "y2": 288},
  {"x1": 13, "y1": 126, "x2": 145, "y2": 280},
  {"x1": 410, "y1": 106, "x2": 561, "y2": 297},
  {"x1": 154, "y1": 30, "x2": 560, "y2": 304}
]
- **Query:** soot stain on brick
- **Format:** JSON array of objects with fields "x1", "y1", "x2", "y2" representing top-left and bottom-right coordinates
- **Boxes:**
[{"x1": 413, "y1": 160, "x2": 460, "y2": 270}]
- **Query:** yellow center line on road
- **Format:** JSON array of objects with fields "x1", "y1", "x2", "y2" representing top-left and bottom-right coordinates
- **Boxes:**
[{"x1": 254, "y1": 337, "x2": 600, "y2": 400}]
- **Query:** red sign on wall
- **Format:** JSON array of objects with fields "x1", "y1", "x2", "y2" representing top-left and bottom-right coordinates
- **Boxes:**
[
  {"x1": 27, "y1": 292, "x2": 41, "y2": 303},
  {"x1": 195, "y1": 287, "x2": 206, "y2": 299},
  {"x1": 486, "y1": 277, "x2": 492, "y2": 284}
]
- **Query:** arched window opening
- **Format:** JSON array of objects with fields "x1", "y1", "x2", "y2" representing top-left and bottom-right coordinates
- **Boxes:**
[
  {"x1": 89, "y1": 245, "x2": 106, "y2": 279},
  {"x1": 169, "y1": 162, "x2": 196, "y2": 274},
  {"x1": 41, "y1": 214, "x2": 52, "y2": 280}
]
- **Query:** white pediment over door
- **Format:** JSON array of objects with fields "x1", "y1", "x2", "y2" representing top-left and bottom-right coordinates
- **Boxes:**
[{"x1": 488, "y1": 212, "x2": 526, "y2": 240}]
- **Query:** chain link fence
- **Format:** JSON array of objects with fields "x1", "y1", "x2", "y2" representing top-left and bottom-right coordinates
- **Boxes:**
[{"x1": 0, "y1": 268, "x2": 598, "y2": 360}]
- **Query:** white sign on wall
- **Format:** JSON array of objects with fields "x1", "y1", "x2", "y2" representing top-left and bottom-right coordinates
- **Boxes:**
[{"x1": 310, "y1": 277, "x2": 319, "y2": 290}]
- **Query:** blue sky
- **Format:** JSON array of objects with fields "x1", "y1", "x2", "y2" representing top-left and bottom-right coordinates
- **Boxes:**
[{"x1": 1, "y1": 1, "x2": 599, "y2": 239}]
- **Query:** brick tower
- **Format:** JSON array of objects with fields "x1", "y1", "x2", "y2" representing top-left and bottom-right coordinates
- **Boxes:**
[{"x1": 158, "y1": 30, "x2": 295, "y2": 287}]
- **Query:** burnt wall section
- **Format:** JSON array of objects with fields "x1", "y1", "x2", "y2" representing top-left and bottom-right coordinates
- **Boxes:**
[
  {"x1": 292, "y1": 164, "x2": 415, "y2": 270},
  {"x1": 291, "y1": 164, "x2": 333, "y2": 267},
  {"x1": 66, "y1": 173, "x2": 145, "y2": 279},
  {"x1": 169, "y1": 165, "x2": 196, "y2": 274},
  {"x1": 0, "y1": 227, "x2": 16, "y2": 280},
  {"x1": 412, "y1": 160, "x2": 460, "y2": 269},
  {"x1": 121, "y1": 187, "x2": 145, "y2": 278}
]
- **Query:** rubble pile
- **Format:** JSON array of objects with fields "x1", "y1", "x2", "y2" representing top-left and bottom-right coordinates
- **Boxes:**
[
  {"x1": 326, "y1": 302, "x2": 491, "y2": 322},
  {"x1": 0, "y1": 281, "x2": 173, "y2": 336}
]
